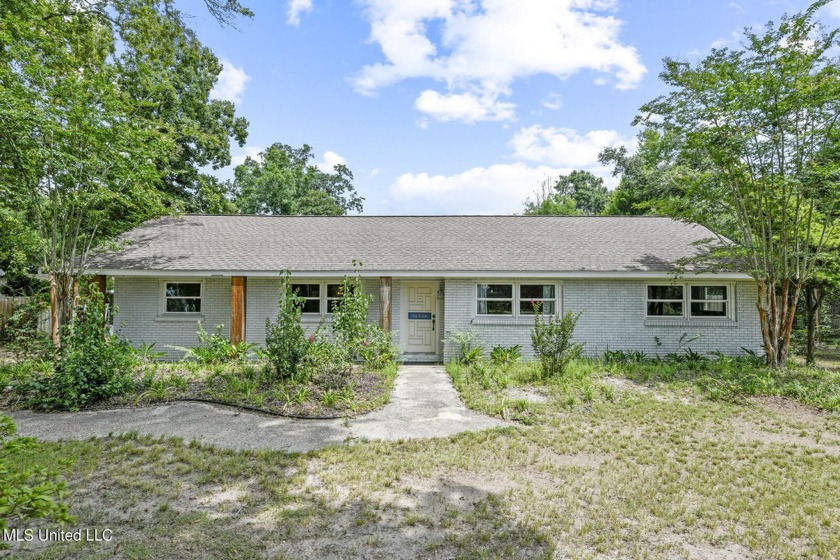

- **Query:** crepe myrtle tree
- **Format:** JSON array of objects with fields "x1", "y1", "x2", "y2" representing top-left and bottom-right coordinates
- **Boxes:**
[{"x1": 633, "y1": 0, "x2": 840, "y2": 366}]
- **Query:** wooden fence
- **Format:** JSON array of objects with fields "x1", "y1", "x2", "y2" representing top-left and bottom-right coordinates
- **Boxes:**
[{"x1": 0, "y1": 295, "x2": 51, "y2": 335}]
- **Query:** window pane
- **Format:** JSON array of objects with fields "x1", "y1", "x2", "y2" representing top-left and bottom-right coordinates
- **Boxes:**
[
  {"x1": 520, "y1": 284, "x2": 555, "y2": 300},
  {"x1": 327, "y1": 284, "x2": 345, "y2": 298},
  {"x1": 647, "y1": 285, "x2": 683, "y2": 300},
  {"x1": 691, "y1": 302, "x2": 727, "y2": 317},
  {"x1": 477, "y1": 284, "x2": 512, "y2": 299},
  {"x1": 647, "y1": 301, "x2": 683, "y2": 317},
  {"x1": 299, "y1": 299, "x2": 321, "y2": 314},
  {"x1": 477, "y1": 300, "x2": 512, "y2": 315},
  {"x1": 520, "y1": 300, "x2": 555, "y2": 315},
  {"x1": 166, "y1": 283, "x2": 200, "y2": 297},
  {"x1": 292, "y1": 284, "x2": 320, "y2": 298},
  {"x1": 691, "y1": 286, "x2": 727, "y2": 301},
  {"x1": 166, "y1": 298, "x2": 201, "y2": 313}
]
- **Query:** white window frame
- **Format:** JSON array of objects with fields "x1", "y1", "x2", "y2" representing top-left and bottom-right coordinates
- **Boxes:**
[
  {"x1": 160, "y1": 280, "x2": 204, "y2": 315},
  {"x1": 645, "y1": 284, "x2": 685, "y2": 318},
  {"x1": 475, "y1": 281, "x2": 560, "y2": 318},
  {"x1": 290, "y1": 280, "x2": 356, "y2": 317},
  {"x1": 518, "y1": 283, "x2": 558, "y2": 315},
  {"x1": 689, "y1": 284, "x2": 732, "y2": 319},
  {"x1": 291, "y1": 282, "x2": 322, "y2": 315},
  {"x1": 326, "y1": 282, "x2": 350, "y2": 315},
  {"x1": 645, "y1": 282, "x2": 734, "y2": 320},
  {"x1": 476, "y1": 283, "x2": 515, "y2": 316}
]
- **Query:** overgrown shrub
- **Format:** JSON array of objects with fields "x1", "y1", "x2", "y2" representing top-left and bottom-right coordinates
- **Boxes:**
[
  {"x1": 330, "y1": 272, "x2": 373, "y2": 359},
  {"x1": 0, "y1": 415, "x2": 71, "y2": 542},
  {"x1": 531, "y1": 304, "x2": 583, "y2": 379},
  {"x1": 360, "y1": 325, "x2": 399, "y2": 370},
  {"x1": 22, "y1": 286, "x2": 136, "y2": 410},
  {"x1": 264, "y1": 271, "x2": 307, "y2": 380},
  {"x1": 301, "y1": 328, "x2": 351, "y2": 388}
]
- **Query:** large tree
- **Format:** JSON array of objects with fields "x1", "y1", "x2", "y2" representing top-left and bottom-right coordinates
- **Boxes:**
[
  {"x1": 233, "y1": 143, "x2": 364, "y2": 215},
  {"x1": 555, "y1": 171, "x2": 609, "y2": 215},
  {"x1": 0, "y1": 0, "x2": 250, "y2": 346},
  {"x1": 634, "y1": 1, "x2": 840, "y2": 366}
]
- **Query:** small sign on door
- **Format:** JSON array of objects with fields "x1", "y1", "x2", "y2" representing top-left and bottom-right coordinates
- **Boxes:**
[{"x1": 408, "y1": 312, "x2": 432, "y2": 320}]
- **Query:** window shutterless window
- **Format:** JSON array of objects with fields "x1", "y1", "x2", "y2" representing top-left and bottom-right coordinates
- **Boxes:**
[
  {"x1": 292, "y1": 283, "x2": 321, "y2": 314},
  {"x1": 476, "y1": 284, "x2": 513, "y2": 315},
  {"x1": 326, "y1": 283, "x2": 346, "y2": 313},
  {"x1": 646, "y1": 285, "x2": 684, "y2": 317},
  {"x1": 164, "y1": 282, "x2": 202, "y2": 313},
  {"x1": 690, "y1": 285, "x2": 728, "y2": 317},
  {"x1": 519, "y1": 284, "x2": 556, "y2": 314}
]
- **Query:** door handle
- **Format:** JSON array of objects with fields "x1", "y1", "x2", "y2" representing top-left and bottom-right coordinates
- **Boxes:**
[{"x1": 432, "y1": 314, "x2": 436, "y2": 331}]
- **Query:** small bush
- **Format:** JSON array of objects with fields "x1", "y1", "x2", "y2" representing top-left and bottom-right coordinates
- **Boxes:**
[
  {"x1": 531, "y1": 304, "x2": 584, "y2": 379},
  {"x1": 301, "y1": 328, "x2": 352, "y2": 388},
  {"x1": 264, "y1": 271, "x2": 307, "y2": 381},
  {"x1": 21, "y1": 286, "x2": 136, "y2": 410},
  {"x1": 444, "y1": 329, "x2": 483, "y2": 363},
  {"x1": 0, "y1": 415, "x2": 71, "y2": 541},
  {"x1": 490, "y1": 345, "x2": 522, "y2": 368},
  {"x1": 359, "y1": 325, "x2": 399, "y2": 370},
  {"x1": 173, "y1": 323, "x2": 256, "y2": 365}
]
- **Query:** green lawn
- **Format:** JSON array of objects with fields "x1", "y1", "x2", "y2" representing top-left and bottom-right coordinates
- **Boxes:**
[{"x1": 4, "y1": 359, "x2": 840, "y2": 559}]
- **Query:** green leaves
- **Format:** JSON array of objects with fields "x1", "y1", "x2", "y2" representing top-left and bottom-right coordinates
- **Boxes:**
[{"x1": 233, "y1": 143, "x2": 364, "y2": 215}]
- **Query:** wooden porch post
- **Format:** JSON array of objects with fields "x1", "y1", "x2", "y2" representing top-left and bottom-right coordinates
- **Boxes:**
[
  {"x1": 379, "y1": 276, "x2": 392, "y2": 331},
  {"x1": 231, "y1": 276, "x2": 247, "y2": 345},
  {"x1": 94, "y1": 275, "x2": 107, "y2": 297}
]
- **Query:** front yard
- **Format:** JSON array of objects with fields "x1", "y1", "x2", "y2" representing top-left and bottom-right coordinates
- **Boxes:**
[{"x1": 4, "y1": 356, "x2": 840, "y2": 559}]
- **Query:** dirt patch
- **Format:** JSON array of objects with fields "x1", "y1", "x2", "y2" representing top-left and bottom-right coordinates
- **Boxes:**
[
  {"x1": 750, "y1": 395, "x2": 827, "y2": 423},
  {"x1": 505, "y1": 387, "x2": 548, "y2": 403}
]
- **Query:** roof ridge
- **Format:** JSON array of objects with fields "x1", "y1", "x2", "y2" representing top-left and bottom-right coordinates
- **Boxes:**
[{"x1": 176, "y1": 214, "x2": 678, "y2": 219}]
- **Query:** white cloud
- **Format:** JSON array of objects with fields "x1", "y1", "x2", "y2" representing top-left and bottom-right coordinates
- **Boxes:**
[
  {"x1": 316, "y1": 150, "x2": 347, "y2": 172},
  {"x1": 414, "y1": 89, "x2": 516, "y2": 122},
  {"x1": 354, "y1": 0, "x2": 646, "y2": 122},
  {"x1": 711, "y1": 30, "x2": 742, "y2": 49},
  {"x1": 826, "y1": 0, "x2": 840, "y2": 19},
  {"x1": 541, "y1": 92, "x2": 563, "y2": 111},
  {"x1": 511, "y1": 125, "x2": 633, "y2": 168},
  {"x1": 728, "y1": 2, "x2": 746, "y2": 15},
  {"x1": 210, "y1": 59, "x2": 251, "y2": 104},
  {"x1": 391, "y1": 163, "x2": 568, "y2": 214},
  {"x1": 287, "y1": 0, "x2": 313, "y2": 26},
  {"x1": 231, "y1": 145, "x2": 263, "y2": 167}
]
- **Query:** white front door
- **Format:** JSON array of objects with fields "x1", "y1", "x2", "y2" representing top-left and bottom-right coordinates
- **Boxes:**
[{"x1": 404, "y1": 283, "x2": 437, "y2": 353}]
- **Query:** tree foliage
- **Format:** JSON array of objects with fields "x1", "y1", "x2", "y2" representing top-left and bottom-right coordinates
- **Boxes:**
[
  {"x1": 633, "y1": 1, "x2": 840, "y2": 365},
  {"x1": 0, "y1": 0, "x2": 250, "y2": 345},
  {"x1": 233, "y1": 143, "x2": 364, "y2": 215}
]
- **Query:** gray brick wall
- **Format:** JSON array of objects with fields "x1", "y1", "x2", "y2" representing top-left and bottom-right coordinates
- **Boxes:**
[
  {"x1": 115, "y1": 275, "x2": 762, "y2": 362},
  {"x1": 442, "y1": 278, "x2": 764, "y2": 362},
  {"x1": 113, "y1": 277, "x2": 231, "y2": 359}
]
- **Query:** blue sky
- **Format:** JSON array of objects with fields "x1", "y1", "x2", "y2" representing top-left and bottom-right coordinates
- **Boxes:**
[{"x1": 185, "y1": 0, "x2": 840, "y2": 215}]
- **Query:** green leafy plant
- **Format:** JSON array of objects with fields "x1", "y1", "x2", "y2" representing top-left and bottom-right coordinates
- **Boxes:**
[
  {"x1": 136, "y1": 342, "x2": 166, "y2": 364},
  {"x1": 264, "y1": 271, "x2": 307, "y2": 381},
  {"x1": 173, "y1": 323, "x2": 256, "y2": 365},
  {"x1": 21, "y1": 285, "x2": 137, "y2": 410},
  {"x1": 0, "y1": 295, "x2": 50, "y2": 359},
  {"x1": 0, "y1": 415, "x2": 71, "y2": 542},
  {"x1": 330, "y1": 266, "x2": 374, "y2": 360},
  {"x1": 531, "y1": 302, "x2": 584, "y2": 379},
  {"x1": 490, "y1": 345, "x2": 522, "y2": 368},
  {"x1": 444, "y1": 329, "x2": 483, "y2": 363},
  {"x1": 359, "y1": 325, "x2": 399, "y2": 370}
]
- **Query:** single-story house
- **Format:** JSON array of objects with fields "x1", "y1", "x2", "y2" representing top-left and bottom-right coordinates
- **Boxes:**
[{"x1": 88, "y1": 215, "x2": 764, "y2": 361}]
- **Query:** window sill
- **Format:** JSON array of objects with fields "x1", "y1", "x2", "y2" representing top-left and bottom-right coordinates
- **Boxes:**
[
  {"x1": 644, "y1": 319, "x2": 736, "y2": 328},
  {"x1": 155, "y1": 314, "x2": 204, "y2": 323},
  {"x1": 472, "y1": 317, "x2": 536, "y2": 326},
  {"x1": 302, "y1": 315, "x2": 332, "y2": 324}
]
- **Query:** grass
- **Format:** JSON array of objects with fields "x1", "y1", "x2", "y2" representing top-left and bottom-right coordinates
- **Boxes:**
[{"x1": 3, "y1": 354, "x2": 840, "y2": 558}]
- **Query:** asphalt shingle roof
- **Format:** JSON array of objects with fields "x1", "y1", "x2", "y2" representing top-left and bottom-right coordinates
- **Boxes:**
[{"x1": 88, "y1": 215, "x2": 722, "y2": 274}]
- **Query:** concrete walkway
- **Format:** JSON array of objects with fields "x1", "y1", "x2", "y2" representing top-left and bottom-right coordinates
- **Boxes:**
[{"x1": 9, "y1": 365, "x2": 507, "y2": 453}]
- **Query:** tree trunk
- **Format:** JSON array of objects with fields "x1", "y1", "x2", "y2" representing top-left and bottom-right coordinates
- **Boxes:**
[
  {"x1": 49, "y1": 272, "x2": 60, "y2": 350},
  {"x1": 805, "y1": 284, "x2": 823, "y2": 366},
  {"x1": 756, "y1": 278, "x2": 802, "y2": 367}
]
